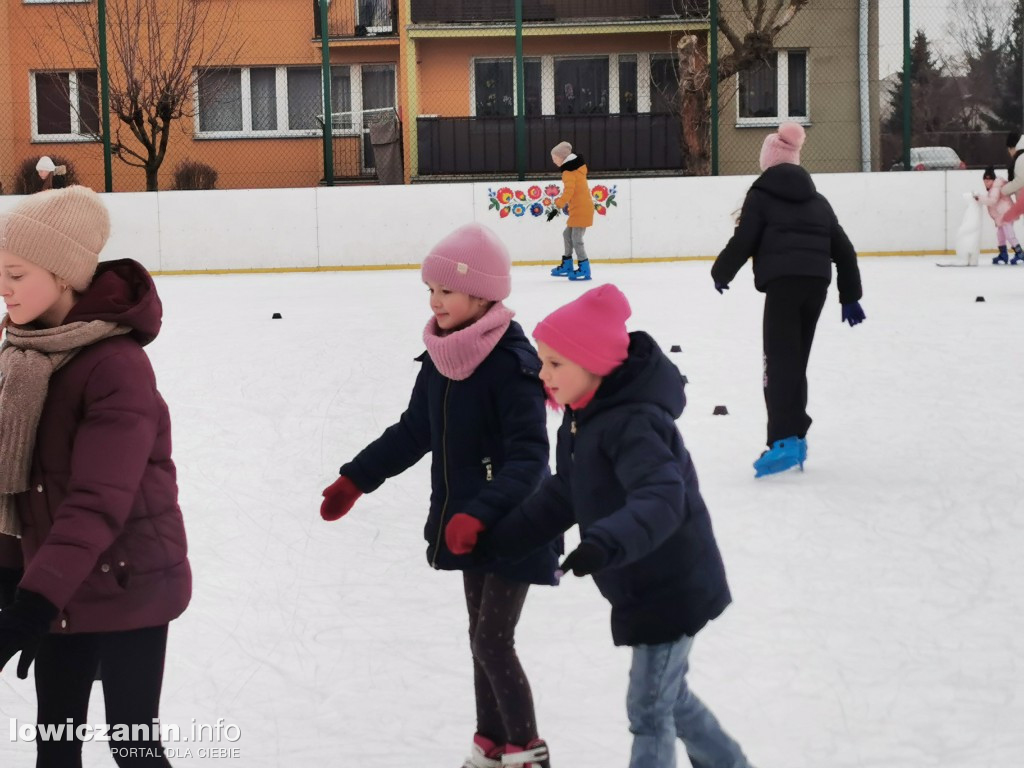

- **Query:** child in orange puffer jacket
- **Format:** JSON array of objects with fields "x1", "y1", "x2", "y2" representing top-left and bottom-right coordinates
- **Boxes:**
[{"x1": 548, "y1": 141, "x2": 594, "y2": 281}]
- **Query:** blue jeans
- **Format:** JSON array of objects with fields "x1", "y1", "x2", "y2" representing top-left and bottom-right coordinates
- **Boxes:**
[{"x1": 626, "y1": 635, "x2": 752, "y2": 768}]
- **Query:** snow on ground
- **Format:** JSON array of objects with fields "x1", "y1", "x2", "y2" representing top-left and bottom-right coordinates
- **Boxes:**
[{"x1": 1, "y1": 257, "x2": 1022, "y2": 767}]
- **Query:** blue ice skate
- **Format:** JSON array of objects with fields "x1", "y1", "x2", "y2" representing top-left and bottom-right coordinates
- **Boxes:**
[
  {"x1": 753, "y1": 436, "x2": 805, "y2": 478},
  {"x1": 568, "y1": 259, "x2": 591, "y2": 281},
  {"x1": 993, "y1": 246, "x2": 1009, "y2": 265},
  {"x1": 551, "y1": 257, "x2": 573, "y2": 277},
  {"x1": 1011, "y1": 245, "x2": 1024, "y2": 265}
]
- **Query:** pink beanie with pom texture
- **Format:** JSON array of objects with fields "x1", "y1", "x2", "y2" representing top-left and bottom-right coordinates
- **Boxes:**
[
  {"x1": 533, "y1": 284, "x2": 632, "y2": 376},
  {"x1": 759, "y1": 122, "x2": 806, "y2": 171},
  {"x1": 421, "y1": 223, "x2": 511, "y2": 301}
]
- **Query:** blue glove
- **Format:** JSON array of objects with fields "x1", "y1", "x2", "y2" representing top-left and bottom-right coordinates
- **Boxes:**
[
  {"x1": 714, "y1": 281, "x2": 729, "y2": 294},
  {"x1": 841, "y1": 302, "x2": 866, "y2": 326}
]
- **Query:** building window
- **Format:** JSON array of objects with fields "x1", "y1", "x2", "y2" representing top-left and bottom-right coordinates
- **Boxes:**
[
  {"x1": 618, "y1": 55, "x2": 637, "y2": 114},
  {"x1": 197, "y1": 68, "x2": 243, "y2": 132},
  {"x1": 473, "y1": 60, "x2": 514, "y2": 116},
  {"x1": 249, "y1": 68, "x2": 278, "y2": 131},
  {"x1": 471, "y1": 58, "x2": 542, "y2": 117},
  {"x1": 357, "y1": 0, "x2": 394, "y2": 33},
  {"x1": 737, "y1": 50, "x2": 808, "y2": 125},
  {"x1": 466, "y1": 53, "x2": 694, "y2": 118},
  {"x1": 30, "y1": 70, "x2": 99, "y2": 141},
  {"x1": 359, "y1": 64, "x2": 395, "y2": 168},
  {"x1": 195, "y1": 64, "x2": 393, "y2": 137},
  {"x1": 649, "y1": 55, "x2": 679, "y2": 114},
  {"x1": 554, "y1": 57, "x2": 608, "y2": 115},
  {"x1": 287, "y1": 68, "x2": 324, "y2": 131}
]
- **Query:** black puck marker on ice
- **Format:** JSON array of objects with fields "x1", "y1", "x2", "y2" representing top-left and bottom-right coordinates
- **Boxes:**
[
  {"x1": 272, "y1": 312, "x2": 283, "y2": 319},
  {"x1": 713, "y1": 405, "x2": 729, "y2": 415},
  {"x1": 975, "y1": 296, "x2": 985, "y2": 303},
  {"x1": 670, "y1": 344, "x2": 682, "y2": 353}
]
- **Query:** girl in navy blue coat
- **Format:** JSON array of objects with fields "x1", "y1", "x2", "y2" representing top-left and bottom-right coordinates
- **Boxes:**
[
  {"x1": 455, "y1": 285, "x2": 755, "y2": 768},
  {"x1": 320, "y1": 224, "x2": 556, "y2": 768}
]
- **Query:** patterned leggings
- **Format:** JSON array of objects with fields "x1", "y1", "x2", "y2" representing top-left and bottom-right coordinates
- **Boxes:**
[{"x1": 463, "y1": 571, "x2": 538, "y2": 746}]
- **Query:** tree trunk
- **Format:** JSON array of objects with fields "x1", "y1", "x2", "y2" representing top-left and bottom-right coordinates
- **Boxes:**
[
  {"x1": 677, "y1": 35, "x2": 710, "y2": 176},
  {"x1": 145, "y1": 165, "x2": 159, "y2": 191}
]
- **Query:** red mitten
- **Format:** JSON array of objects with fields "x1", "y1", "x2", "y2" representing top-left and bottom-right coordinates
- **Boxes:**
[
  {"x1": 445, "y1": 513, "x2": 486, "y2": 555},
  {"x1": 320, "y1": 476, "x2": 363, "y2": 521}
]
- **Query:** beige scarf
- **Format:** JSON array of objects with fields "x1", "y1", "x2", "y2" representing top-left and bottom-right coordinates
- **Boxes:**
[{"x1": 0, "y1": 318, "x2": 130, "y2": 536}]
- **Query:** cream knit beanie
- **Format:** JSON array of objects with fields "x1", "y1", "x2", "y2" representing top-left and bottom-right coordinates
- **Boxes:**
[{"x1": 0, "y1": 186, "x2": 109, "y2": 292}]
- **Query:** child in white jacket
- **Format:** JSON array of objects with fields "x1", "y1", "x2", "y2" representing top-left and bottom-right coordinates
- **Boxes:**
[{"x1": 976, "y1": 165, "x2": 1024, "y2": 265}]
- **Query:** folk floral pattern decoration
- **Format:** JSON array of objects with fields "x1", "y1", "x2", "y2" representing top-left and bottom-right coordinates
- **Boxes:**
[{"x1": 487, "y1": 184, "x2": 618, "y2": 219}]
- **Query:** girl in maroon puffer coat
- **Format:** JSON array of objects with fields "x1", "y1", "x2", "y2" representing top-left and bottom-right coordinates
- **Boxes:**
[{"x1": 0, "y1": 186, "x2": 190, "y2": 767}]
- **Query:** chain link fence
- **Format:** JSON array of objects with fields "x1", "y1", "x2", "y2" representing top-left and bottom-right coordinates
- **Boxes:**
[{"x1": 1, "y1": 0, "x2": 1021, "y2": 193}]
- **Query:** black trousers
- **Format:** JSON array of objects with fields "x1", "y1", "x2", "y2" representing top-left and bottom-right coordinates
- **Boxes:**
[
  {"x1": 762, "y1": 276, "x2": 829, "y2": 445},
  {"x1": 33, "y1": 624, "x2": 172, "y2": 768},
  {"x1": 463, "y1": 571, "x2": 538, "y2": 747}
]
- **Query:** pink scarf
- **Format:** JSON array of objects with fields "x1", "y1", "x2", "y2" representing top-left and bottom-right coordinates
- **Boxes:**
[{"x1": 422, "y1": 303, "x2": 515, "y2": 381}]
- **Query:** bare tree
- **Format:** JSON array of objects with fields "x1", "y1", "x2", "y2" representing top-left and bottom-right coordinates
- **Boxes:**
[
  {"x1": 944, "y1": 0, "x2": 1009, "y2": 65},
  {"x1": 940, "y1": 0, "x2": 1011, "y2": 130},
  {"x1": 38, "y1": 0, "x2": 242, "y2": 190},
  {"x1": 674, "y1": 0, "x2": 810, "y2": 175}
]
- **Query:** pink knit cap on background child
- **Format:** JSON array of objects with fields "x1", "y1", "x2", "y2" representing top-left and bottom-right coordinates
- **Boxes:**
[{"x1": 759, "y1": 122, "x2": 806, "y2": 171}]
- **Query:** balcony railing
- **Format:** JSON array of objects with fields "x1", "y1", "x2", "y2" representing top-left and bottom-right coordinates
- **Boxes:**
[
  {"x1": 410, "y1": 0, "x2": 706, "y2": 24},
  {"x1": 314, "y1": 0, "x2": 398, "y2": 39},
  {"x1": 417, "y1": 114, "x2": 683, "y2": 176}
]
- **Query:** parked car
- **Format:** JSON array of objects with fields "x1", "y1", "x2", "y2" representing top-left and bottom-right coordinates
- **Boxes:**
[{"x1": 890, "y1": 146, "x2": 967, "y2": 171}]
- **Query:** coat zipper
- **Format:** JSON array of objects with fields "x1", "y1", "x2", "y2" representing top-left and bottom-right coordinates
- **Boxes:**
[
  {"x1": 431, "y1": 380, "x2": 453, "y2": 568},
  {"x1": 570, "y1": 412, "x2": 577, "y2": 459},
  {"x1": 482, "y1": 457, "x2": 493, "y2": 482}
]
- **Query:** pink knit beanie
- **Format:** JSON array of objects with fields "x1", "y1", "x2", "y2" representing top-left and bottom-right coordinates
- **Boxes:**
[
  {"x1": 533, "y1": 284, "x2": 631, "y2": 376},
  {"x1": 421, "y1": 223, "x2": 511, "y2": 301},
  {"x1": 759, "y1": 122, "x2": 806, "y2": 171}
]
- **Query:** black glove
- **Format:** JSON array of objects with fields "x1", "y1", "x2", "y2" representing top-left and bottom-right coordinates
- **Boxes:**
[
  {"x1": 0, "y1": 568, "x2": 23, "y2": 609},
  {"x1": 558, "y1": 540, "x2": 609, "y2": 577},
  {"x1": 546, "y1": 208, "x2": 559, "y2": 222},
  {"x1": 0, "y1": 589, "x2": 57, "y2": 679}
]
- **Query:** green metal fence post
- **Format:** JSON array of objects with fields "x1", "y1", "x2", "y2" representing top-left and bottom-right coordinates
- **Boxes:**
[
  {"x1": 319, "y1": 0, "x2": 334, "y2": 186},
  {"x1": 515, "y1": 0, "x2": 526, "y2": 181},
  {"x1": 902, "y1": 0, "x2": 911, "y2": 171},
  {"x1": 97, "y1": 0, "x2": 113, "y2": 192},
  {"x1": 709, "y1": 0, "x2": 718, "y2": 176}
]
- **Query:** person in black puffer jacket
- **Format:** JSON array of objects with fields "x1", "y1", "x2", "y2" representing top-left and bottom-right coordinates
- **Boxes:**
[
  {"x1": 455, "y1": 285, "x2": 755, "y2": 768},
  {"x1": 712, "y1": 122, "x2": 865, "y2": 477}
]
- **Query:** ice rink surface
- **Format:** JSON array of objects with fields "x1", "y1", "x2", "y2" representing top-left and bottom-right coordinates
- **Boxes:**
[{"x1": 1, "y1": 257, "x2": 1022, "y2": 767}]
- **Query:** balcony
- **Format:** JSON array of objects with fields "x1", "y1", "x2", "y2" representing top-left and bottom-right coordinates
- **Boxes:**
[
  {"x1": 410, "y1": 0, "x2": 706, "y2": 24},
  {"x1": 416, "y1": 114, "x2": 683, "y2": 177},
  {"x1": 314, "y1": 0, "x2": 398, "y2": 39}
]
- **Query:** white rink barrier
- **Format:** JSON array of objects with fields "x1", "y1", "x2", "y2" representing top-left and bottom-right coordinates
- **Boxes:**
[{"x1": 0, "y1": 170, "x2": 998, "y2": 274}]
